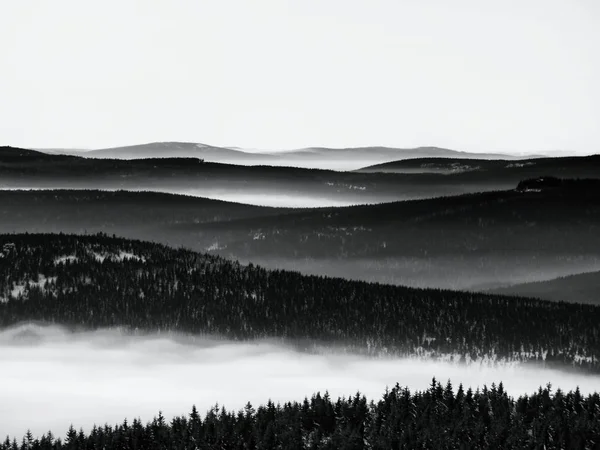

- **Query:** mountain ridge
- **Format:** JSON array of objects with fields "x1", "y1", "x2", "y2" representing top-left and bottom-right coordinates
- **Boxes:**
[
  {"x1": 1, "y1": 179, "x2": 600, "y2": 293},
  {"x1": 28, "y1": 141, "x2": 544, "y2": 170},
  {"x1": 1, "y1": 232, "x2": 599, "y2": 372}
]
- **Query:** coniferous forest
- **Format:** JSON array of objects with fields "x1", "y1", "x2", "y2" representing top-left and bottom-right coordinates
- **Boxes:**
[
  {"x1": 3, "y1": 381, "x2": 600, "y2": 449},
  {"x1": 1, "y1": 230, "x2": 600, "y2": 447},
  {"x1": 4, "y1": 2, "x2": 600, "y2": 445},
  {"x1": 1, "y1": 233, "x2": 599, "y2": 370}
]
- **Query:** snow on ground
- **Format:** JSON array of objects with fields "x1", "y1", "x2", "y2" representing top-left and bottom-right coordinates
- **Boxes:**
[
  {"x1": 5, "y1": 275, "x2": 58, "y2": 300},
  {"x1": 506, "y1": 162, "x2": 536, "y2": 168},
  {"x1": 91, "y1": 251, "x2": 145, "y2": 263},
  {"x1": 206, "y1": 242, "x2": 226, "y2": 251},
  {"x1": 54, "y1": 255, "x2": 78, "y2": 265}
]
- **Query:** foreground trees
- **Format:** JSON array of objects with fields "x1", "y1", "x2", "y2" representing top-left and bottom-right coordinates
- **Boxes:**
[{"x1": 3, "y1": 381, "x2": 600, "y2": 449}]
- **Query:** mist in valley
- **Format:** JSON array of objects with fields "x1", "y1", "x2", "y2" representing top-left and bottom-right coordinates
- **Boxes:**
[
  {"x1": 0, "y1": 187, "x2": 375, "y2": 208},
  {"x1": 1, "y1": 324, "x2": 597, "y2": 440},
  {"x1": 172, "y1": 190, "x2": 362, "y2": 208},
  {"x1": 237, "y1": 255, "x2": 600, "y2": 292}
]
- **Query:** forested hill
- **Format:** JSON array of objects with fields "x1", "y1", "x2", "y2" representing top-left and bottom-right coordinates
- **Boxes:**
[
  {"x1": 357, "y1": 154, "x2": 600, "y2": 175},
  {"x1": 2, "y1": 179, "x2": 600, "y2": 294},
  {"x1": 2, "y1": 146, "x2": 600, "y2": 205},
  {"x1": 488, "y1": 270, "x2": 600, "y2": 305},
  {"x1": 4, "y1": 381, "x2": 600, "y2": 449},
  {"x1": 0, "y1": 189, "x2": 289, "y2": 233},
  {"x1": 1, "y1": 233, "x2": 599, "y2": 372}
]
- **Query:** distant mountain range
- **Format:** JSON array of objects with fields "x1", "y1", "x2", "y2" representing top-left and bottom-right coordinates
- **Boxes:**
[
  {"x1": 2, "y1": 146, "x2": 600, "y2": 207},
  {"x1": 2, "y1": 145, "x2": 600, "y2": 298},
  {"x1": 34, "y1": 141, "x2": 543, "y2": 171}
]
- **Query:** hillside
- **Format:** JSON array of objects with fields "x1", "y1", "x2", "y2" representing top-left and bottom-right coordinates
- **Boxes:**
[
  {"x1": 173, "y1": 178, "x2": 600, "y2": 290},
  {"x1": 1, "y1": 233, "x2": 599, "y2": 372},
  {"x1": 42, "y1": 141, "x2": 532, "y2": 171},
  {"x1": 2, "y1": 147, "x2": 600, "y2": 206},
  {"x1": 357, "y1": 154, "x2": 600, "y2": 177},
  {"x1": 488, "y1": 270, "x2": 600, "y2": 305},
  {"x1": 0, "y1": 189, "x2": 286, "y2": 234},
  {"x1": 84, "y1": 142, "x2": 269, "y2": 161},
  {"x1": 1, "y1": 179, "x2": 599, "y2": 291},
  {"x1": 0, "y1": 146, "x2": 74, "y2": 162}
]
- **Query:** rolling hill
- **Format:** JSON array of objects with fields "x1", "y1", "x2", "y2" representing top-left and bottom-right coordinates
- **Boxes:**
[
  {"x1": 488, "y1": 270, "x2": 600, "y2": 305},
  {"x1": 1, "y1": 179, "x2": 599, "y2": 293},
  {"x1": 1, "y1": 232, "x2": 598, "y2": 372},
  {"x1": 38, "y1": 141, "x2": 539, "y2": 171},
  {"x1": 2, "y1": 147, "x2": 600, "y2": 206},
  {"x1": 356, "y1": 155, "x2": 600, "y2": 175}
]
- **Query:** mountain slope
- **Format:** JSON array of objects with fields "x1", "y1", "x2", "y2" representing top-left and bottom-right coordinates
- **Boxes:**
[
  {"x1": 40, "y1": 141, "x2": 540, "y2": 171},
  {"x1": 84, "y1": 142, "x2": 270, "y2": 161},
  {"x1": 1, "y1": 232, "x2": 599, "y2": 371},
  {"x1": 356, "y1": 155, "x2": 600, "y2": 175},
  {"x1": 488, "y1": 270, "x2": 600, "y2": 305},
  {"x1": 173, "y1": 178, "x2": 600, "y2": 290},
  {"x1": 2, "y1": 148, "x2": 600, "y2": 206},
  {"x1": 0, "y1": 189, "x2": 286, "y2": 231},
  {"x1": 1, "y1": 179, "x2": 599, "y2": 291},
  {"x1": 0, "y1": 146, "x2": 74, "y2": 162}
]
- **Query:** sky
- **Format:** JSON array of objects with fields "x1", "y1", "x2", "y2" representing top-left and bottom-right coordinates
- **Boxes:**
[{"x1": 1, "y1": 0, "x2": 599, "y2": 154}]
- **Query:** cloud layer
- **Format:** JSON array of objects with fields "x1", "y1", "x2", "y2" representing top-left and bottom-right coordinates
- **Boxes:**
[{"x1": 1, "y1": 324, "x2": 597, "y2": 440}]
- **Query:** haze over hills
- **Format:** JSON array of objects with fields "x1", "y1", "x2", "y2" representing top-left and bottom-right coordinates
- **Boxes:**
[
  {"x1": 1, "y1": 178, "x2": 599, "y2": 295},
  {"x1": 2, "y1": 232, "x2": 598, "y2": 372},
  {"x1": 3, "y1": 147, "x2": 600, "y2": 439},
  {"x1": 3, "y1": 146, "x2": 600, "y2": 207},
  {"x1": 356, "y1": 155, "x2": 600, "y2": 174},
  {"x1": 35, "y1": 141, "x2": 544, "y2": 171},
  {"x1": 2, "y1": 234, "x2": 600, "y2": 446},
  {"x1": 488, "y1": 270, "x2": 600, "y2": 305},
  {"x1": 5, "y1": 0, "x2": 600, "y2": 443}
]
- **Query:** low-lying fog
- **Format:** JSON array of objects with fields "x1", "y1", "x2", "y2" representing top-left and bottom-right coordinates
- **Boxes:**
[
  {"x1": 174, "y1": 190, "x2": 361, "y2": 208},
  {"x1": 0, "y1": 188, "x2": 365, "y2": 208},
  {"x1": 1, "y1": 324, "x2": 598, "y2": 440}
]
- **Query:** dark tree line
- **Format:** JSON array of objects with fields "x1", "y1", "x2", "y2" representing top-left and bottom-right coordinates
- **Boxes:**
[
  {"x1": 189, "y1": 177, "x2": 600, "y2": 260},
  {"x1": 3, "y1": 380, "x2": 600, "y2": 449},
  {"x1": 1, "y1": 180, "x2": 599, "y2": 295},
  {"x1": 1, "y1": 233, "x2": 599, "y2": 371}
]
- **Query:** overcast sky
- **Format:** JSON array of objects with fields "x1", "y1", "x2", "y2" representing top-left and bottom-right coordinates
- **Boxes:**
[{"x1": 1, "y1": 0, "x2": 598, "y2": 153}]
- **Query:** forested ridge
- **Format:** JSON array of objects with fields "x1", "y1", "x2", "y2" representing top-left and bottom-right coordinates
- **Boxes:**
[
  {"x1": 1, "y1": 233, "x2": 599, "y2": 371},
  {"x1": 489, "y1": 270, "x2": 600, "y2": 305},
  {"x1": 358, "y1": 154, "x2": 600, "y2": 176},
  {"x1": 2, "y1": 179, "x2": 600, "y2": 293},
  {"x1": 3, "y1": 380, "x2": 600, "y2": 449},
  {"x1": 2, "y1": 147, "x2": 600, "y2": 206},
  {"x1": 182, "y1": 177, "x2": 600, "y2": 259}
]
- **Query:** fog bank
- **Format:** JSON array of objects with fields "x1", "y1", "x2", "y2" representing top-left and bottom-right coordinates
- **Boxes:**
[
  {"x1": 1, "y1": 324, "x2": 597, "y2": 440},
  {"x1": 0, "y1": 188, "x2": 363, "y2": 208}
]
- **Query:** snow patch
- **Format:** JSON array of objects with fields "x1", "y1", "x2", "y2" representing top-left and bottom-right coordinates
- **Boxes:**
[
  {"x1": 506, "y1": 162, "x2": 535, "y2": 168},
  {"x1": 206, "y1": 242, "x2": 227, "y2": 252},
  {"x1": 5, "y1": 274, "x2": 58, "y2": 300},
  {"x1": 91, "y1": 251, "x2": 145, "y2": 263},
  {"x1": 54, "y1": 255, "x2": 78, "y2": 265}
]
